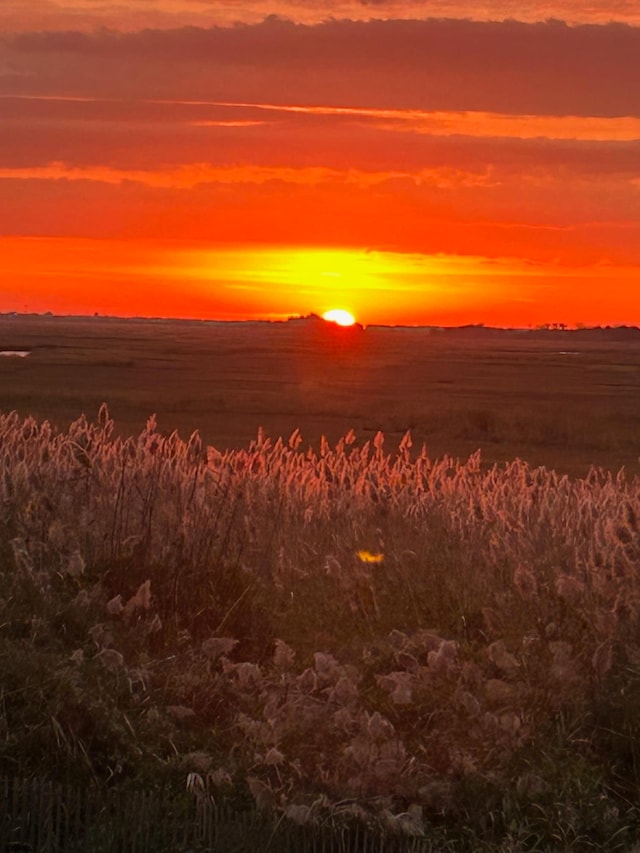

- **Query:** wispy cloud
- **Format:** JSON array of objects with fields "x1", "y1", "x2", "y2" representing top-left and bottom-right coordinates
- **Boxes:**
[
  {"x1": 0, "y1": 162, "x2": 500, "y2": 189},
  {"x1": 197, "y1": 102, "x2": 640, "y2": 141}
]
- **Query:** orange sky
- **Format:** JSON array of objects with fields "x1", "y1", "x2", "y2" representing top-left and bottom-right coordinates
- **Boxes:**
[{"x1": 1, "y1": 9, "x2": 640, "y2": 326}]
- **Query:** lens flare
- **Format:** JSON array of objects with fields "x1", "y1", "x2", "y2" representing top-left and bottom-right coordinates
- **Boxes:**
[{"x1": 357, "y1": 550, "x2": 384, "y2": 564}]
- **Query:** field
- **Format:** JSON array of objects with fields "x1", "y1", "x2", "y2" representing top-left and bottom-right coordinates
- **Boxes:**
[
  {"x1": 2, "y1": 314, "x2": 640, "y2": 476},
  {"x1": 1, "y1": 315, "x2": 640, "y2": 850}
]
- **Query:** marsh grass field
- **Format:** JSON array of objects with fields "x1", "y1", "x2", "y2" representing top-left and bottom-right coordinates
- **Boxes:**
[
  {"x1": 2, "y1": 314, "x2": 640, "y2": 476},
  {"x1": 2, "y1": 314, "x2": 640, "y2": 851}
]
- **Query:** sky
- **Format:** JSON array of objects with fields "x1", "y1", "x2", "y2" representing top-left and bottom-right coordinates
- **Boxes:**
[{"x1": 1, "y1": 2, "x2": 639, "y2": 326}]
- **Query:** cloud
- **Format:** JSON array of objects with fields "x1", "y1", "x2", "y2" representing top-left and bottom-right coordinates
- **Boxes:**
[
  {"x1": 2, "y1": 0, "x2": 640, "y2": 31},
  {"x1": 2, "y1": 19, "x2": 640, "y2": 116},
  {"x1": 190, "y1": 101, "x2": 640, "y2": 141},
  {"x1": 0, "y1": 162, "x2": 504, "y2": 193},
  {"x1": 2, "y1": 93, "x2": 639, "y2": 183}
]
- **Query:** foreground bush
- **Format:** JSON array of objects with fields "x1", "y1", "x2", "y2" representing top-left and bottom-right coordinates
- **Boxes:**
[{"x1": 1, "y1": 406, "x2": 639, "y2": 848}]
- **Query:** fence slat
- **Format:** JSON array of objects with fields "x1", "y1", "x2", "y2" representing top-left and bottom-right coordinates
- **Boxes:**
[
  {"x1": 0, "y1": 778, "x2": 6, "y2": 851},
  {"x1": 0, "y1": 776, "x2": 436, "y2": 853}
]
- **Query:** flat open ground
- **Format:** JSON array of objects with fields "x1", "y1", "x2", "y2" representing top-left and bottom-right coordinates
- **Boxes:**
[{"x1": 1, "y1": 314, "x2": 639, "y2": 476}]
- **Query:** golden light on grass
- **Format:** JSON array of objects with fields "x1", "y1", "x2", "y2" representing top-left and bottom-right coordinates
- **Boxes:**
[{"x1": 323, "y1": 309, "x2": 356, "y2": 327}]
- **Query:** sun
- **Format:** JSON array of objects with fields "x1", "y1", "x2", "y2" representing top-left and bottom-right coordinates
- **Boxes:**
[{"x1": 322, "y1": 308, "x2": 356, "y2": 327}]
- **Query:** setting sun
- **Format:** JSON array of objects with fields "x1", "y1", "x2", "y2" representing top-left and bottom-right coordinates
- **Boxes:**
[{"x1": 323, "y1": 309, "x2": 356, "y2": 326}]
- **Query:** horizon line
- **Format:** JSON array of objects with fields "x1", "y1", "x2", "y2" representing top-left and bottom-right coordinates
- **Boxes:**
[{"x1": 1, "y1": 310, "x2": 639, "y2": 333}]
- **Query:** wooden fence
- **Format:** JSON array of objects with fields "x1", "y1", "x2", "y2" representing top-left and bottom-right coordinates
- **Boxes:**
[{"x1": 0, "y1": 777, "x2": 433, "y2": 852}]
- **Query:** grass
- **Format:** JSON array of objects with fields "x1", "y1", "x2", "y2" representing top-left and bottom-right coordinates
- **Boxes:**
[{"x1": 1, "y1": 402, "x2": 640, "y2": 847}]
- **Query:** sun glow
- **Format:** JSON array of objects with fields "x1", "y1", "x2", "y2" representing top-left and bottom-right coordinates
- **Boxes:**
[
  {"x1": 180, "y1": 246, "x2": 424, "y2": 321},
  {"x1": 11, "y1": 237, "x2": 640, "y2": 328},
  {"x1": 323, "y1": 308, "x2": 356, "y2": 326}
]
